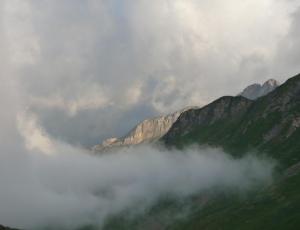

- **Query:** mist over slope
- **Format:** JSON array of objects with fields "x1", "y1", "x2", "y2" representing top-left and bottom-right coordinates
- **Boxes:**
[
  {"x1": 0, "y1": 75, "x2": 274, "y2": 229},
  {"x1": 100, "y1": 72, "x2": 300, "y2": 230},
  {"x1": 0, "y1": 121, "x2": 275, "y2": 230}
]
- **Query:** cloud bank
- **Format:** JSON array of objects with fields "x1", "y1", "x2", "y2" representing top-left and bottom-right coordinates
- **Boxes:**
[
  {"x1": 0, "y1": 77, "x2": 275, "y2": 229},
  {"x1": 0, "y1": 143, "x2": 275, "y2": 230},
  {"x1": 2, "y1": 0, "x2": 300, "y2": 146}
]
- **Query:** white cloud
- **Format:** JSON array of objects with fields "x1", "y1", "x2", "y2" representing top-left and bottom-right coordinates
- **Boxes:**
[
  {"x1": 0, "y1": 140, "x2": 275, "y2": 229},
  {"x1": 3, "y1": 0, "x2": 40, "y2": 66},
  {"x1": 28, "y1": 84, "x2": 112, "y2": 116},
  {"x1": 17, "y1": 111, "x2": 55, "y2": 155}
]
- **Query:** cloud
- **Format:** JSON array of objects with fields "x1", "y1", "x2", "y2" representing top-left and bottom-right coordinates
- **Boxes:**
[
  {"x1": 0, "y1": 33, "x2": 275, "y2": 229},
  {"x1": 2, "y1": 0, "x2": 300, "y2": 146},
  {"x1": 0, "y1": 140, "x2": 275, "y2": 229},
  {"x1": 17, "y1": 111, "x2": 55, "y2": 155},
  {"x1": 271, "y1": 5, "x2": 300, "y2": 77},
  {"x1": 28, "y1": 84, "x2": 112, "y2": 116}
]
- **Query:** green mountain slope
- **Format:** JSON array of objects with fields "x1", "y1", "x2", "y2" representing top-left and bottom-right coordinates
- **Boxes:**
[
  {"x1": 100, "y1": 162, "x2": 300, "y2": 230},
  {"x1": 168, "y1": 164, "x2": 300, "y2": 230},
  {"x1": 101, "y1": 74, "x2": 300, "y2": 230},
  {"x1": 163, "y1": 73, "x2": 300, "y2": 168}
]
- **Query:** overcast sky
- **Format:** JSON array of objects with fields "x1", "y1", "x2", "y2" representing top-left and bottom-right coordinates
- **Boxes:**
[{"x1": 2, "y1": 0, "x2": 300, "y2": 146}]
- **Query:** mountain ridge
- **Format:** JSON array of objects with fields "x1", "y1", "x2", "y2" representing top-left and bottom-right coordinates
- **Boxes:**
[
  {"x1": 93, "y1": 79, "x2": 280, "y2": 152},
  {"x1": 239, "y1": 78, "x2": 280, "y2": 100},
  {"x1": 100, "y1": 73, "x2": 300, "y2": 230},
  {"x1": 92, "y1": 106, "x2": 196, "y2": 152},
  {"x1": 163, "y1": 73, "x2": 300, "y2": 167}
]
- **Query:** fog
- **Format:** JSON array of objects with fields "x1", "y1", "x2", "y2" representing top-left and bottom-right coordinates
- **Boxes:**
[
  {"x1": 0, "y1": 108, "x2": 275, "y2": 229},
  {"x1": 1, "y1": 145, "x2": 275, "y2": 229}
]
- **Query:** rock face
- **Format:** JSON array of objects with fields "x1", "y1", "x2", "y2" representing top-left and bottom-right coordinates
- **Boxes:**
[
  {"x1": 93, "y1": 107, "x2": 196, "y2": 152},
  {"x1": 240, "y1": 79, "x2": 280, "y2": 100}
]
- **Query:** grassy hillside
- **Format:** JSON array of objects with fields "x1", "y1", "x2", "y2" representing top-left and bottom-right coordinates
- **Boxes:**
[
  {"x1": 101, "y1": 74, "x2": 300, "y2": 230},
  {"x1": 99, "y1": 163, "x2": 300, "y2": 230},
  {"x1": 163, "y1": 73, "x2": 300, "y2": 168},
  {"x1": 169, "y1": 167, "x2": 300, "y2": 230}
]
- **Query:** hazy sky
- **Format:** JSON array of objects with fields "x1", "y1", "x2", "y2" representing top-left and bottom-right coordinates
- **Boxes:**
[{"x1": 2, "y1": 0, "x2": 300, "y2": 146}]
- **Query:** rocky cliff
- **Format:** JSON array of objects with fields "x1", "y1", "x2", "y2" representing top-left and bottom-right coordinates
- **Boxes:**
[
  {"x1": 93, "y1": 78, "x2": 281, "y2": 153},
  {"x1": 240, "y1": 79, "x2": 280, "y2": 100},
  {"x1": 93, "y1": 107, "x2": 196, "y2": 152}
]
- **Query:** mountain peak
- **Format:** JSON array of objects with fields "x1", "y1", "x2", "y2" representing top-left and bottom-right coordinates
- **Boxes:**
[
  {"x1": 263, "y1": 79, "x2": 279, "y2": 87},
  {"x1": 240, "y1": 78, "x2": 280, "y2": 100}
]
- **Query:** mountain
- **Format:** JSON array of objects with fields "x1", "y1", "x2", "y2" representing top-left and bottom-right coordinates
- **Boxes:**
[
  {"x1": 240, "y1": 79, "x2": 280, "y2": 100},
  {"x1": 100, "y1": 73, "x2": 300, "y2": 230},
  {"x1": 103, "y1": 164, "x2": 300, "y2": 230},
  {"x1": 163, "y1": 74, "x2": 300, "y2": 167},
  {"x1": 92, "y1": 107, "x2": 196, "y2": 152},
  {"x1": 94, "y1": 79, "x2": 280, "y2": 153}
]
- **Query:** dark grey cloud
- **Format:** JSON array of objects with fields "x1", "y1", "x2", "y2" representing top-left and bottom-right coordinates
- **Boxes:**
[{"x1": 31, "y1": 103, "x2": 157, "y2": 147}]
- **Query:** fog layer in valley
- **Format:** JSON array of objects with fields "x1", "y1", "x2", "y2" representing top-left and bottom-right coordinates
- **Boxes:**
[
  {"x1": 0, "y1": 65, "x2": 275, "y2": 230},
  {"x1": 0, "y1": 109, "x2": 275, "y2": 229}
]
